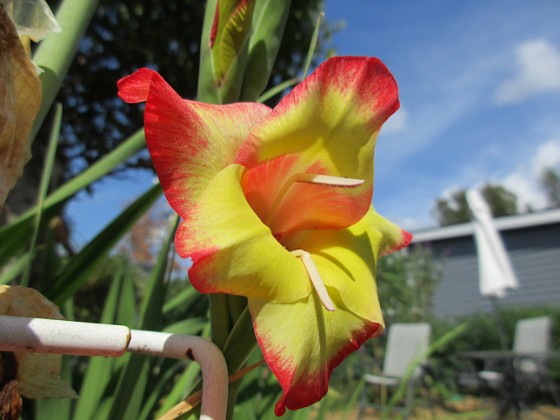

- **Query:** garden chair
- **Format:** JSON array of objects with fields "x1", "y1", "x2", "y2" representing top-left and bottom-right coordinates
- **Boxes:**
[
  {"x1": 479, "y1": 316, "x2": 560, "y2": 406},
  {"x1": 359, "y1": 323, "x2": 432, "y2": 419}
]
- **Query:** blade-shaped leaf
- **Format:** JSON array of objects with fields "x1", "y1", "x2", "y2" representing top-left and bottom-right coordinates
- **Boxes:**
[
  {"x1": 0, "y1": 129, "x2": 145, "y2": 267},
  {"x1": 105, "y1": 215, "x2": 178, "y2": 420},
  {"x1": 31, "y1": 0, "x2": 100, "y2": 141},
  {"x1": 22, "y1": 103, "x2": 62, "y2": 287},
  {"x1": 240, "y1": 0, "x2": 292, "y2": 101},
  {"x1": 45, "y1": 183, "x2": 161, "y2": 304},
  {"x1": 73, "y1": 263, "x2": 137, "y2": 420}
]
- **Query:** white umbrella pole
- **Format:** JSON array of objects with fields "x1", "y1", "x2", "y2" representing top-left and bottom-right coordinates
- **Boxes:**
[
  {"x1": 489, "y1": 296, "x2": 508, "y2": 350},
  {"x1": 0, "y1": 315, "x2": 228, "y2": 420}
]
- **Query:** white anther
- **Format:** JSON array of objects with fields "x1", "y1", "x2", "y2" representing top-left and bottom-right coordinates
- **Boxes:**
[
  {"x1": 291, "y1": 250, "x2": 336, "y2": 312},
  {"x1": 266, "y1": 173, "x2": 364, "y2": 225},
  {"x1": 294, "y1": 174, "x2": 364, "y2": 188}
]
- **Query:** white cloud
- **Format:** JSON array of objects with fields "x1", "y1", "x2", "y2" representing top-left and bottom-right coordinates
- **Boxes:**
[
  {"x1": 500, "y1": 140, "x2": 560, "y2": 209},
  {"x1": 530, "y1": 140, "x2": 560, "y2": 177},
  {"x1": 501, "y1": 172, "x2": 545, "y2": 210},
  {"x1": 495, "y1": 39, "x2": 560, "y2": 104}
]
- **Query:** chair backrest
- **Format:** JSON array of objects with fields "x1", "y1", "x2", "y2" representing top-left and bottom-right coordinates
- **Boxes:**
[
  {"x1": 513, "y1": 316, "x2": 552, "y2": 373},
  {"x1": 513, "y1": 316, "x2": 551, "y2": 353},
  {"x1": 382, "y1": 323, "x2": 431, "y2": 378}
]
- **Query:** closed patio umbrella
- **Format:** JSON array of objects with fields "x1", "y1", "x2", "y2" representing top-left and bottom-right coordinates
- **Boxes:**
[{"x1": 466, "y1": 188, "x2": 519, "y2": 348}]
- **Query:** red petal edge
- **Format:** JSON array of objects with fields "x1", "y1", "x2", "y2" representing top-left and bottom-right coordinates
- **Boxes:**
[
  {"x1": 117, "y1": 68, "x2": 159, "y2": 103},
  {"x1": 236, "y1": 56, "x2": 399, "y2": 168},
  {"x1": 381, "y1": 229, "x2": 413, "y2": 257},
  {"x1": 253, "y1": 318, "x2": 382, "y2": 416}
]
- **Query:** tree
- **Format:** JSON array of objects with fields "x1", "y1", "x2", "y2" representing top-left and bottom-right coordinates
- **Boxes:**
[
  {"x1": 432, "y1": 183, "x2": 518, "y2": 226},
  {"x1": 376, "y1": 247, "x2": 443, "y2": 325},
  {"x1": 540, "y1": 167, "x2": 560, "y2": 208}
]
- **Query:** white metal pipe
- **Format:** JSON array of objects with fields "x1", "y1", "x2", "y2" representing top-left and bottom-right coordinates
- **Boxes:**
[
  {"x1": 0, "y1": 315, "x2": 130, "y2": 356},
  {"x1": 128, "y1": 329, "x2": 228, "y2": 420},
  {"x1": 0, "y1": 315, "x2": 228, "y2": 420}
]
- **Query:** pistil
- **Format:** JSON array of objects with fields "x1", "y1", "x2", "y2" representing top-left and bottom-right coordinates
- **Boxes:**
[{"x1": 291, "y1": 250, "x2": 335, "y2": 312}]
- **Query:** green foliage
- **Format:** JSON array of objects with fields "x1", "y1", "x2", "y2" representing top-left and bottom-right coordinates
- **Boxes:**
[
  {"x1": 1, "y1": 1, "x2": 334, "y2": 419},
  {"x1": 540, "y1": 166, "x2": 560, "y2": 208},
  {"x1": 376, "y1": 246, "x2": 443, "y2": 325},
  {"x1": 433, "y1": 183, "x2": 519, "y2": 226},
  {"x1": 240, "y1": 0, "x2": 292, "y2": 101},
  {"x1": 428, "y1": 305, "x2": 560, "y2": 399},
  {"x1": 26, "y1": 0, "x2": 330, "y2": 185}
]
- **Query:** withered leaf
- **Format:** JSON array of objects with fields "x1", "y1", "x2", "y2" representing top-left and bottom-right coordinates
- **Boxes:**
[
  {"x1": 0, "y1": 5, "x2": 42, "y2": 208},
  {"x1": 0, "y1": 286, "x2": 77, "y2": 400}
]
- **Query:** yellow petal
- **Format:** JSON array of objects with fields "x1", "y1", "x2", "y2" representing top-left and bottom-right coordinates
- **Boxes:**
[
  {"x1": 249, "y1": 294, "x2": 382, "y2": 415},
  {"x1": 236, "y1": 56, "x2": 399, "y2": 192},
  {"x1": 279, "y1": 208, "x2": 411, "y2": 321},
  {"x1": 176, "y1": 164, "x2": 312, "y2": 303},
  {"x1": 117, "y1": 68, "x2": 270, "y2": 218}
]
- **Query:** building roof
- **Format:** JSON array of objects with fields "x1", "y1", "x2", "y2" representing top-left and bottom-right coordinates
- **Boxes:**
[{"x1": 411, "y1": 208, "x2": 560, "y2": 243}]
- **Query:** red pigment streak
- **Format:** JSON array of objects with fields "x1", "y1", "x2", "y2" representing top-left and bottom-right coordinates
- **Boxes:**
[{"x1": 210, "y1": 0, "x2": 220, "y2": 48}]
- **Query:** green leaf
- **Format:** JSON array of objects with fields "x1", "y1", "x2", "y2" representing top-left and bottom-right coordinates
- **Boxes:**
[
  {"x1": 163, "y1": 317, "x2": 207, "y2": 336},
  {"x1": 154, "y1": 361, "x2": 202, "y2": 417},
  {"x1": 215, "y1": 0, "x2": 255, "y2": 80},
  {"x1": 301, "y1": 10, "x2": 323, "y2": 79},
  {"x1": 31, "y1": 0, "x2": 101, "y2": 141},
  {"x1": 240, "y1": 0, "x2": 292, "y2": 101},
  {"x1": 138, "y1": 214, "x2": 179, "y2": 329},
  {"x1": 0, "y1": 129, "x2": 145, "y2": 267},
  {"x1": 257, "y1": 77, "x2": 298, "y2": 103},
  {"x1": 198, "y1": 0, "x2": 256, "y2": 103},
  {"x1": 73, "y1": 264, "x2": 137, "y2": 420},
  {"x1": 45, "y1": 183, "x2": 161, "y2": 304},
  {"x1": 22, "y1": 103, "x2": 62, "y2": 287},
  {"x1": 105, "y1": 215, "x2": 179, "y2": 420},
  {"x1": 162, "y1": 284, "x2": 198, "y2": 314},
  {"x1": 197, "y1": 0, "x2": 220, "y2": 103},
  {"x1": 107, "y1": 356, "x2": 150, "y2": 420},
  {"x1": 0, "y1": 253, "x2": 31, "y2": 285},
  {"x1": 138, "y1": 360, "x2": 185, "y2": 420}
]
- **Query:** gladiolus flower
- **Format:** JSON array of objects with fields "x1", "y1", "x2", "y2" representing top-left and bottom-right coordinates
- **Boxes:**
[{"x1": 118, "y1": 56, "x2": 411, "y2": 415}]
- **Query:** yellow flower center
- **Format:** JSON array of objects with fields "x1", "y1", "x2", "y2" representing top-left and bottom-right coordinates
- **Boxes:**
[{"x1": 270, "y1": 174, "x2": 364, "y2": 312}]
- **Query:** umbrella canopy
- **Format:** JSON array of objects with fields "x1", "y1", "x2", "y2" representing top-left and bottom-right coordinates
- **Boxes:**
[{"x1": 466, "y1": 189, "x2": 519, "y2": 298}]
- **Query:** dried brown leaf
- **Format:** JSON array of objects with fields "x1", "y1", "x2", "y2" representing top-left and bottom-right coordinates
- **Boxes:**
[
  {"x1": 0, "y1": 5, "x2": 42, "y2": 207},
  {"x1": 0, "y1": 286, "x2": 77, "y2": 399}
]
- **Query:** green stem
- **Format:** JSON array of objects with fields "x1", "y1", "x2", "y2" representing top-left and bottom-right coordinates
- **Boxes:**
[
  {"x1": 222, "y1": 306, "x2": 258, "y2": 420},
  {"x1": 209, "y1": 294, "x2": 232, "y2": 350}
]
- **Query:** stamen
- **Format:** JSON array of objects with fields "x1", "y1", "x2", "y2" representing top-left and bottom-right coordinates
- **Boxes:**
[
  {"x1": 291, "y1": 250, "x2": 336, "y2": 312},
  {"x1": 293, "y1": 174, "x2": 364, "y2": 188}
]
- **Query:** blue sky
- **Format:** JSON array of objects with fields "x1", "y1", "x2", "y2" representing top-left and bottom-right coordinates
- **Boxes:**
[
  {"x1": 325, "y1": 0, "x2": 560, "y2": 228},
  {"x1": 68, "y1": 0, "x2": 560, "y2": 243}
]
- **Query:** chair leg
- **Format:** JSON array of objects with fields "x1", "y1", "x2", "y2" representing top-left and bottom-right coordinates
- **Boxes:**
[{"x1": 548, "y1": 379, "x2": 560, "y2": 407}]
